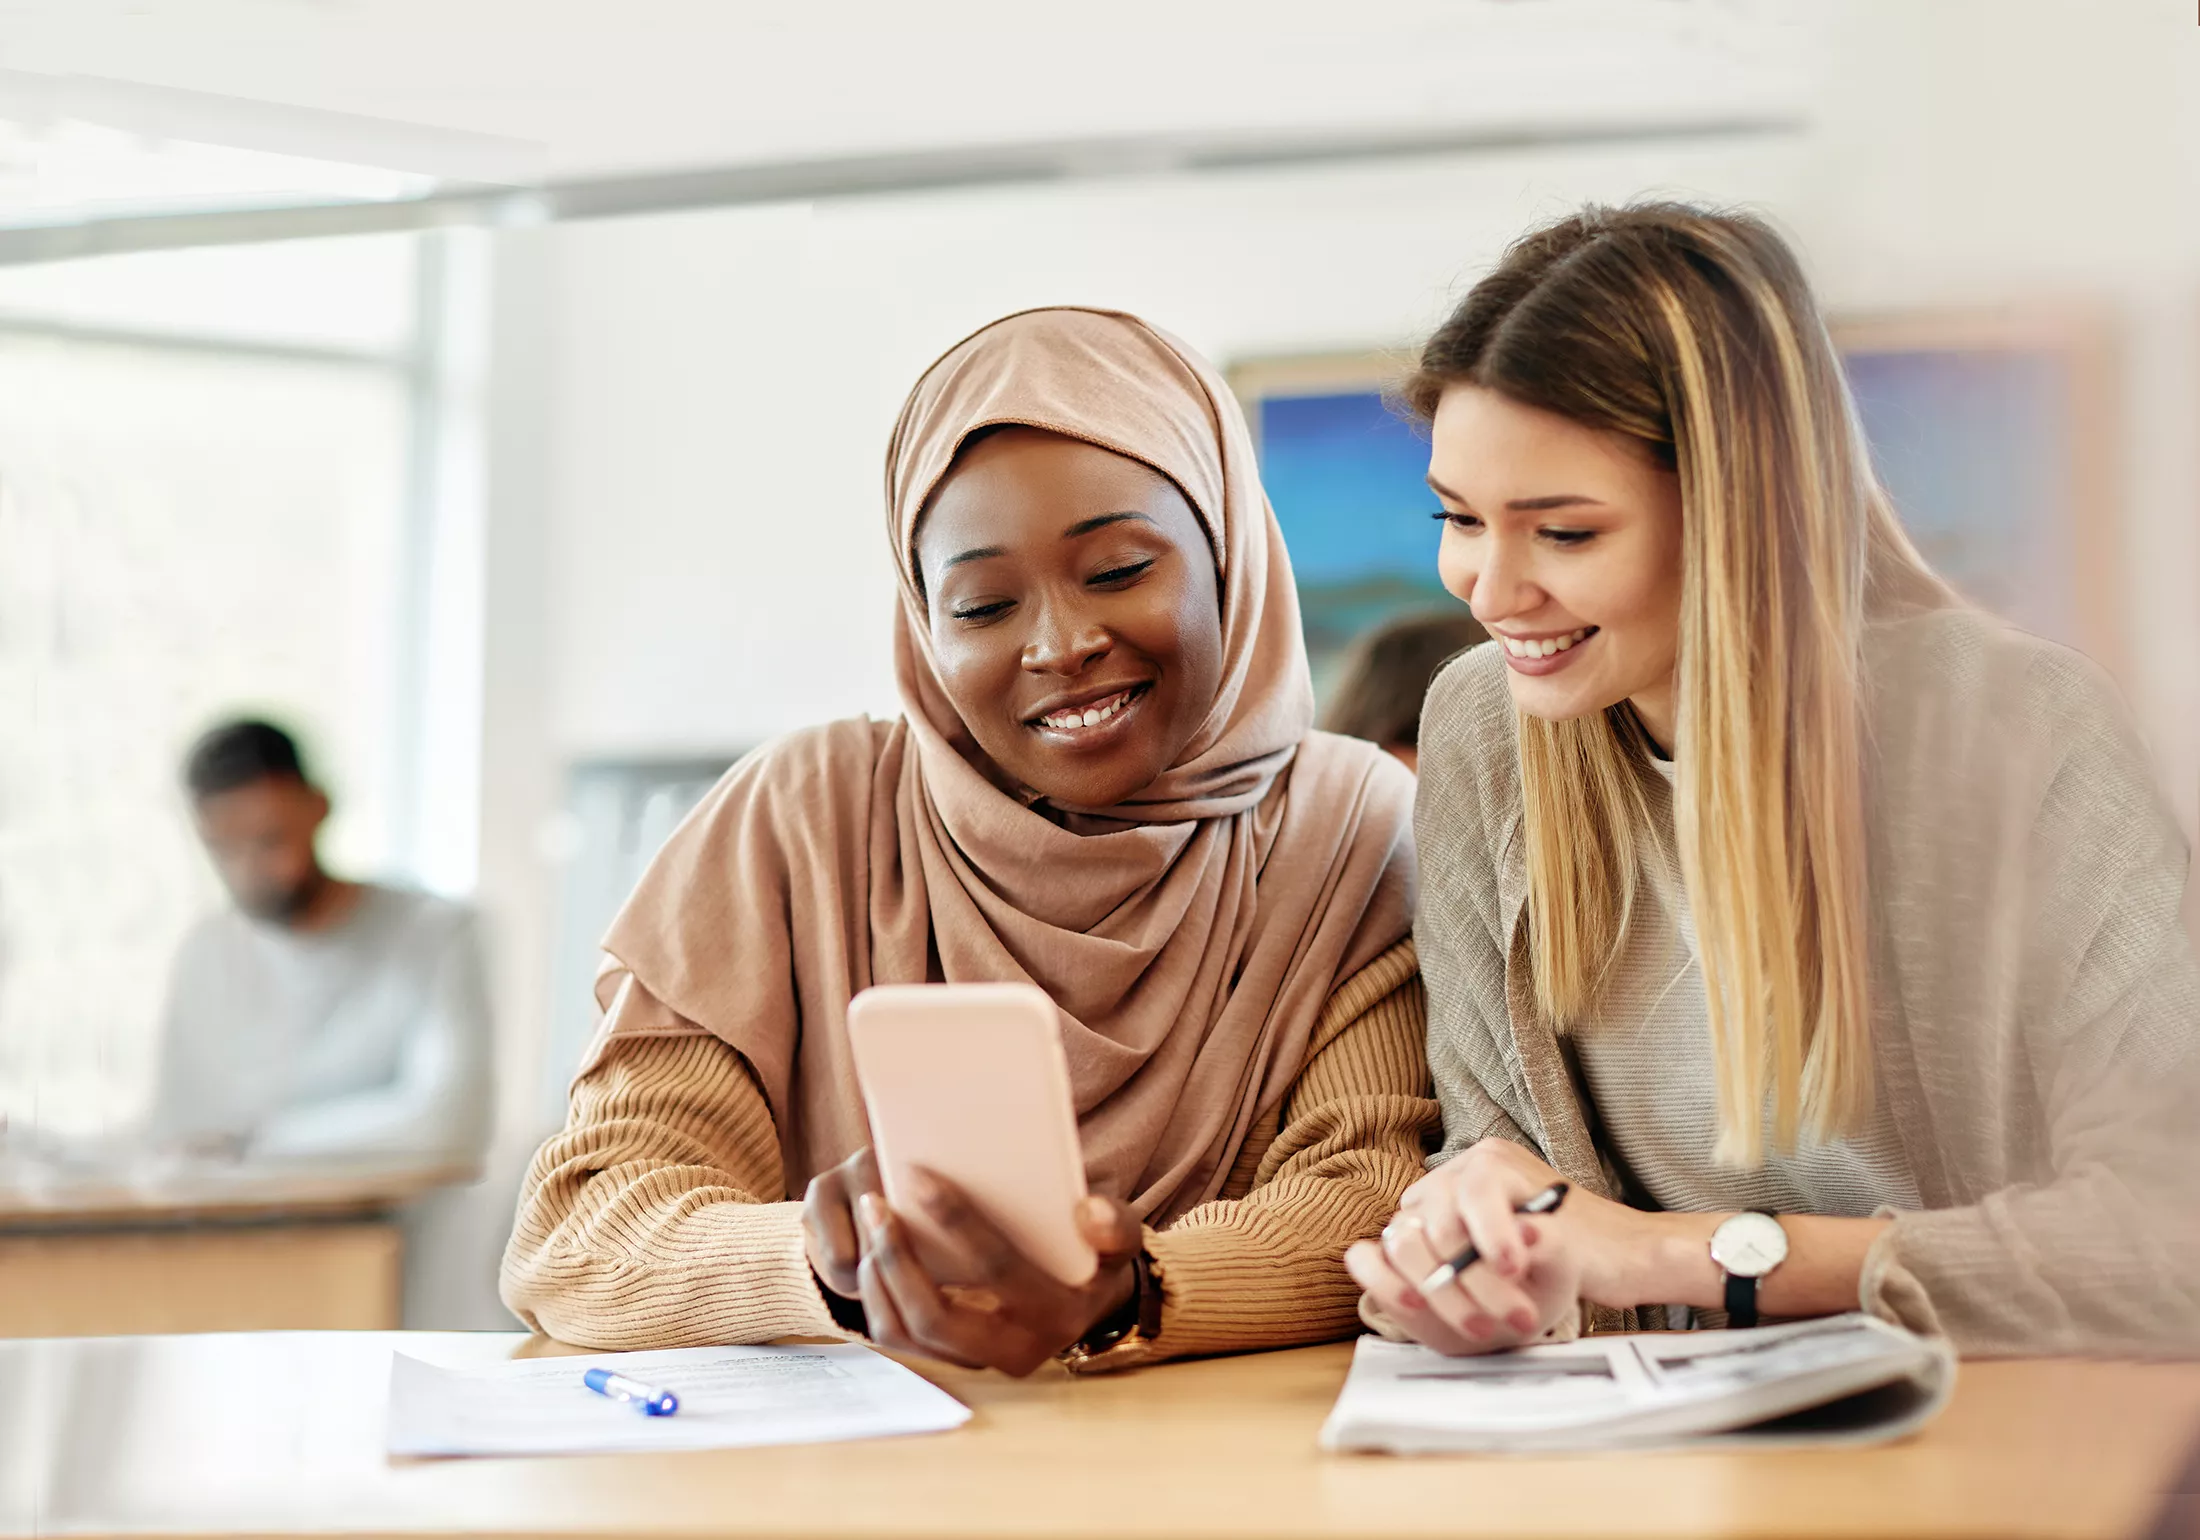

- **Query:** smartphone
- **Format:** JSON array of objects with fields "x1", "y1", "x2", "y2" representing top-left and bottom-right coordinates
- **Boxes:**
[{"x1": 845, "y1": 982, "x2": 1098, "y2": 1286}]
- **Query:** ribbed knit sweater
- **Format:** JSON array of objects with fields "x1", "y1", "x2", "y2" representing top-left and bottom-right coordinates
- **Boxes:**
[{"x1": 502, "y1": 940, "x2": 1435, "y2": 1370}]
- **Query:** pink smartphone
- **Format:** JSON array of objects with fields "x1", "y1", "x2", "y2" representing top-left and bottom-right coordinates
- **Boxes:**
[{"x1": 845, "y1": 982, "x2": 1098, "y2": 1286}]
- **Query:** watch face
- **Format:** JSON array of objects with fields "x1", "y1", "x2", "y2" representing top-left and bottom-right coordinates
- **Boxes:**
[{"x1": 1710, "y1": 1212, "x2": 1789, "y2": 1278}]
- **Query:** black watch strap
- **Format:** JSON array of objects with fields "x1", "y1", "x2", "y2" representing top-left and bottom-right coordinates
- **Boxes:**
[
  {"x1": 1723, "y1": 1268, "x2": 1760, "y2": 1330},
  {"x1": 814, "y1": 1266, "x2": 870, "y2": 1336},
  {"x1": 1075, "y1": 1249, "x2": 1160, "y2": 1356},
  {"x1": 1718, "y1": 1207, "x2": 1777, "y2": 1329}
]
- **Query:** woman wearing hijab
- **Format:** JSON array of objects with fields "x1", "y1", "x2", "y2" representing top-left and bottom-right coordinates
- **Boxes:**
[{"x1": 501, "y1": 308, "x2": 1431, "y2": 1375}]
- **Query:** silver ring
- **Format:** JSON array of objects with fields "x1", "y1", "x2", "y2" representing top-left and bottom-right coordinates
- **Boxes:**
[{"x1": 1381, "y1": 1213, "x2": 1427, "y2": 1246}]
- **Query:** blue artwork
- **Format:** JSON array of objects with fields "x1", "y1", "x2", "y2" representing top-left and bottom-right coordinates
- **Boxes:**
[
  {"x1": 1251, "y1": 389, "x2": 1458, "y2": 698},
  {"x1": 1249, "y1": 339, "x2": 2095, "y2": 695},
  {"x1": 1840, "y1": 347, "x2": 2077, "y2": 646}
]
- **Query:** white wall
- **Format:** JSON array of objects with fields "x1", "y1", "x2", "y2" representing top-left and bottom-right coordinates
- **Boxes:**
[{"x1": 538, "y1": 135, "x2": 1805, "y2": 758}]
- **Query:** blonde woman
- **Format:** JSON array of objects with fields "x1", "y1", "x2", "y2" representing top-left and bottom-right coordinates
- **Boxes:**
[{"x1": 1348, "y1": 204, "x2": 2200, "y2": 1358}]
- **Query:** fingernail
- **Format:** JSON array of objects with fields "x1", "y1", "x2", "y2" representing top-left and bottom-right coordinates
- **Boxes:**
[
  {"x1": 1398, "y1": 1288, "x2": 1425, "y2": 1310},
  {"x1": 1465, "y1": 1315, "x2": 1494, "y2": 1339},
  {"x1": 909, "y1": 1170, "x2": 940, "y2": 1204},
  {"x1": 857, "y1": 1193, "x2": 885, "y2": 1229},
  {"x1": 1508, "y1": 1308, "x2": 1536, "y2": 1335}
]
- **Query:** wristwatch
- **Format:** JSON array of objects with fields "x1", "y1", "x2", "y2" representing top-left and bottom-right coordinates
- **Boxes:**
[
  {"x1": 1707, "y1": 1210, "x2": 1788, "y2": 1329},
  {"x1": 1058, "y1": 1249, "x2": 1164, "y2": 1371}
]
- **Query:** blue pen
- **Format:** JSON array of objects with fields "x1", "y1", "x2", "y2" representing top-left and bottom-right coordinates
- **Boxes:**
[{"x1": 583, "y1": 1366, "x2": 680, "y2": 1416}]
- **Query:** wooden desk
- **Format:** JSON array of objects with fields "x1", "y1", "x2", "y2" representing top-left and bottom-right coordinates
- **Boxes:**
[
  {"x1": 3, "y1": 1331, "x2": 2196, "y2": 1540},
  {"x1": 0, "y1": 1164, "x2": 467, "y2": 1336},
  {"x1": 0, "y1": 1159, "x2": 472, "y2": 1226}
]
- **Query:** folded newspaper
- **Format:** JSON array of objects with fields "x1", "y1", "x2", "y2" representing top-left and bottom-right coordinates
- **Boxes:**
[{"x1": 1320, "y1": 1313, "x2": 1955, "y2": 1455}]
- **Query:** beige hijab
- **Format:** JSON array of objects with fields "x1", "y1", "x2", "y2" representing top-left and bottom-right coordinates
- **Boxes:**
[{"x1": 598, "y1": 307, "x2": 1415, "y2": 1224}]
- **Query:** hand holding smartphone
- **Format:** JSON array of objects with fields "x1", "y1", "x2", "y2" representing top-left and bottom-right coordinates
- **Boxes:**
[{"x1": 845, "y1": 982, "x2": 1098, "y2": 1286}]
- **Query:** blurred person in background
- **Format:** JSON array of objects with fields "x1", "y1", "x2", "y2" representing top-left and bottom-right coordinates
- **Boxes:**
[
  {"x1": 148, "y1": 719, "x2": 493, "y2": 1173},
  {"x1": 1317, "y1": 611, "x2": 1490, "y2": 772},
  {"x1": 1348, "y1": 203, "x2": 2200, "y2": 1359}
]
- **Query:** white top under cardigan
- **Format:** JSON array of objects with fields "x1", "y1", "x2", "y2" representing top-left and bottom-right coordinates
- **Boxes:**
[{"x1": 1569, "y1": 752, "x2": 1923, "y2": 1220}]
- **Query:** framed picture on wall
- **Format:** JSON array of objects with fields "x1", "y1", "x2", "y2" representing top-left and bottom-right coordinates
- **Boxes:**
[
  {"x1": 1228, "y1": 351, "x2": 1458, "y2": 705},
  {"x1": 1235, "y1": 313, "x2": 2123, "y2": 700},
  {"x1": 1828, "y1": 308, "x2": 2121, "y2": 677}
]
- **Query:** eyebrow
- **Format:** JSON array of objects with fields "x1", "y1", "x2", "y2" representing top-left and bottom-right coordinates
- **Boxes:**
[
  {"x1": 940, "y1": 511, "x2": 1154, "y2": 570},
  {"x1": 941, "y1": 544, "x2": 1006, "y2": 571},
  {"x1": 1063, "y1": 511, "x2": 1153, "y2": 538},
  {"x1": 1426, "y1": 474, "x2": 1608, "y2": 514}
]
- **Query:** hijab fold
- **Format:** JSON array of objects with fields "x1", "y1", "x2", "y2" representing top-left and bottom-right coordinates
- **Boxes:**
[{"x1": 599, "y1": 308, "x2": 1415, "y2": 1224}]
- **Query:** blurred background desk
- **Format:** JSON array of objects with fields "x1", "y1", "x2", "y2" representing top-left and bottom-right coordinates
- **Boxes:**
[
  {"x1": 4, "y1": 1332, "x2": 2197, "y2": 1540},
  {"x1": 0, "y1": 1163, "x2": 470, "y2": 1337}
]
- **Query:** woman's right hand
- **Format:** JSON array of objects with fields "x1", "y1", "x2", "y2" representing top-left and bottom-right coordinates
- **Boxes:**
[
  {"x1": 802, "y1": 1145, "x2": 976, "y2": 1297},
  {"x1": 801, "y1": 1147, "x2": 885, "y2": 1298},
  {"x1": 1345, "y1": 1138, "x2": 1601, "y2": 1353}
]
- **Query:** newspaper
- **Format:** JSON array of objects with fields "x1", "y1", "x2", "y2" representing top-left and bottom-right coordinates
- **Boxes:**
[{"x1": 1320, "y1": 1313, "x2": 1955, "y2": 1455}]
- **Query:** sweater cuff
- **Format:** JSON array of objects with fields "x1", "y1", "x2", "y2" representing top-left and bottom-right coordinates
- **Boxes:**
[
  {"x1": 654, "y1": 1200, "x2": 850, "y2": 1343},
  {"x1": 1128, "y1": 1217, "x2": 1363, "y2": 1364},
  {"x1": 1860, "y1": 1208, "x2": 1948, "y2": 1341}
]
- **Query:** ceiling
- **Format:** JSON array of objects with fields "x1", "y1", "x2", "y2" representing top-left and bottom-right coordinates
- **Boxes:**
[{"x1": 0, "y1": 0, "x2": 1813, "y2": 183}]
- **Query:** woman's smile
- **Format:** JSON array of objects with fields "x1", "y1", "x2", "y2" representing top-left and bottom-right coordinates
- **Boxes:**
[
  {"x1": 1492, "y1": 626, "x2": 1599, "y2": 676},
  {"x1": 1026, "y1": 680, "x2": 1154, "y2": 746}
]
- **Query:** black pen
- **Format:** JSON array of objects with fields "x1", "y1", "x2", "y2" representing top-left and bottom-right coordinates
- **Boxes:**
[{"x1": 1417, "y1": 1181, "x2": 1569, "y2": 1294}]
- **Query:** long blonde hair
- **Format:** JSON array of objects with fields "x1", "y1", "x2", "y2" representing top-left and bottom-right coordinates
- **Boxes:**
[{"x1": 1407, "y1": 205, "x2": 1948, "y2": 1162}]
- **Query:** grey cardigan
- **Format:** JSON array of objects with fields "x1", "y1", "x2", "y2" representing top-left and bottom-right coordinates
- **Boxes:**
[{"x1": 1414, "y1": 604, "x2": 2200, "y2": 1357}]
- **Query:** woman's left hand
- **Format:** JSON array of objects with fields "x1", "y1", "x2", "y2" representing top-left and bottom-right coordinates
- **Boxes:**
[
  {"x1": 1345, "y1": 1138, "x2": 1657, "y2": 1353},
  {"x1": 854, "y1": 1167, "x2": 1144, "y2": 1377}
]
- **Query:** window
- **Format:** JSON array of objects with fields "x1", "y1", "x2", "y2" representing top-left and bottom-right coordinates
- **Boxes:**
[{"x1": 0, "y1": 234, "x2": 442, "y2": 1142}]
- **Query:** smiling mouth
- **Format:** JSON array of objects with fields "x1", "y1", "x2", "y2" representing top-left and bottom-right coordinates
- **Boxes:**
[
  {"x1": 1495, "y1": 626, "x2": 1601, "y2": 678},
  {"x1": 1027, "y1": 682, "x2": 1152, "y2": 734},
  {"x1": 1497, "y1": 626, "x2": 1597, "y2": 660}
]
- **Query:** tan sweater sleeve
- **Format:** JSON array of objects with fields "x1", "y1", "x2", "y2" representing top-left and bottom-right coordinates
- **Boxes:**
[
  {"x1": 1089, "y1": 940, "x2": 1437, "y2": 1371},
  {"x1": 498, "y1": 984, "x2": 843, "y2": 1348}
]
